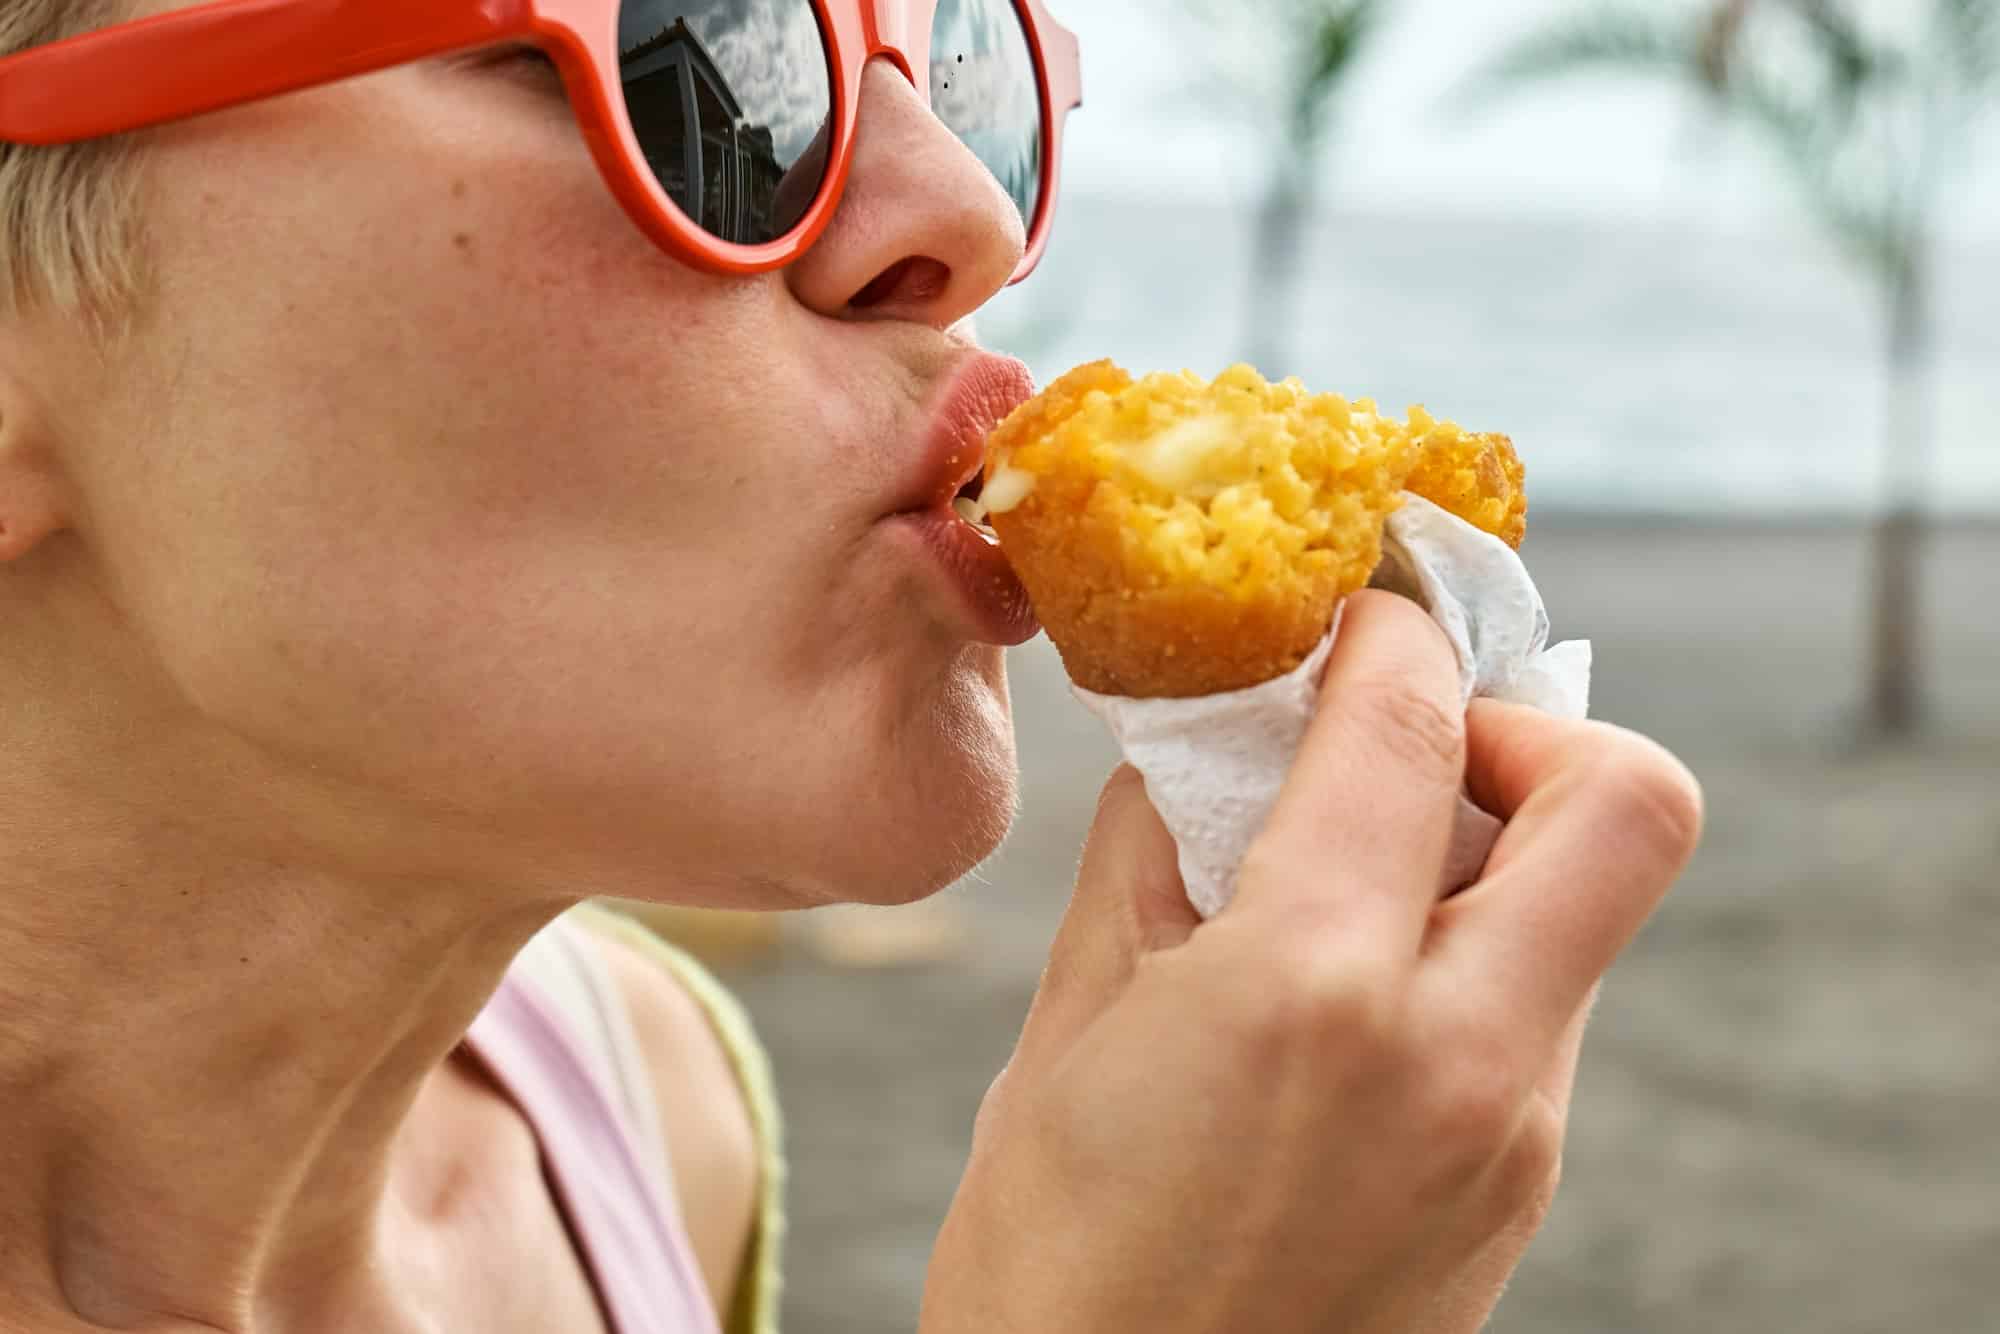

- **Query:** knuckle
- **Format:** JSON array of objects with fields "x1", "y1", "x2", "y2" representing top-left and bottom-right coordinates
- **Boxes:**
[
  {"x1": 1423, "y1": 1037, "x2": 1530, "y2": 1178},
  {"x1": 1246, "y1": 934, "x2": 1399, "y2": 1057},
  {"x1": 1434, "y1": 1073, "x2": 1517, "y2": 1162},
  {"x1": 1348, "y1": 672, "x2": 1466, "y2": 780},
  {"x1": 1094, "y1": 763, "x2": 1148, "y2": 817},
  {"x1": 1494, "y1": 1099, "x2": 1566, "y2": 1217},
  {"x1": 970, "y1": 1063, "x2": 1018, "y2": 1143},
  {"x1": 1232, "y1": 839, "x2": 1291, "y2": 899},
  {"x1": 1592, "y1": 734, "x2": 1706, "y2": 866}
]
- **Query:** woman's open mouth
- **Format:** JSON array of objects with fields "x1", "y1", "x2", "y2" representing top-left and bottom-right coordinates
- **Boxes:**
[
  {"x1": 950, "y1": 471, "x2": 997, "y2": 537},
  {"x1": 894, "y1": 463, "x2": 1041, "y2": 647},
  {"x1": 897, "y1": 480, "x2": 1039, "y2": 647},
  {"x1": 884, "y1": 352, "x2": 1041, "y2": 646}
]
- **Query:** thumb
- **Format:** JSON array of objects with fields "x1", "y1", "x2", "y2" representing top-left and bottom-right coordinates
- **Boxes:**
[{"x1": 1018, "y1": 765, "x2": 1199, "y2": 1059}]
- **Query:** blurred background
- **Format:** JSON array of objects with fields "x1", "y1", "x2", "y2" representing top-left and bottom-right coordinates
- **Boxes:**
[{"x1": 621, "y1": 1, "x2": 2000, "y2": 1329}]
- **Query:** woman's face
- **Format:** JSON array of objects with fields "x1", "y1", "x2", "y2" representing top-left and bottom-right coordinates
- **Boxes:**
[{"x1": 30, "y1": 17, "x2": 1039, "y2": 908}]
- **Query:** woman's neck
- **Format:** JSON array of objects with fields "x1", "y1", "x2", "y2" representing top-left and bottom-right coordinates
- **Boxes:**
[{"x1": 0, "y1": 774, "x2": 568, "y2": 1333}]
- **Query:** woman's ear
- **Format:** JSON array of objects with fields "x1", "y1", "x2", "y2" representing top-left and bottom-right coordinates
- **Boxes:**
[{"x1": 0, "y1": 367, "x2": 75, "y2": 563}]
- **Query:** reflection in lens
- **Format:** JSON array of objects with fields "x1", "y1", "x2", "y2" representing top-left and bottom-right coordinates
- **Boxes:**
[
  {"x1": 930, "y1": 0, "x2": 1044, "y2": 229},
  {"x1": 618, "y1": 0, "x2": 833, "y2": 245}
]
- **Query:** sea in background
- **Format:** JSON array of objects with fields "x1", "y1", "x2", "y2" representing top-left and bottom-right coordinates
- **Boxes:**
[{"x1": 980, "y1": 192, "x2": 2000, "y2": 518}]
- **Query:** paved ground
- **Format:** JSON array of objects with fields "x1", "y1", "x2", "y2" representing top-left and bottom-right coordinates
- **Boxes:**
[{"x1": 708, "y1": 521, "x2": 2000, "y2": 1333}]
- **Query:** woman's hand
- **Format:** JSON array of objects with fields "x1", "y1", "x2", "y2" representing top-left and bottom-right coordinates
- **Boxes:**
[{"x1": 922, "y1": 591, "x2": 1702, "y2": 1333}]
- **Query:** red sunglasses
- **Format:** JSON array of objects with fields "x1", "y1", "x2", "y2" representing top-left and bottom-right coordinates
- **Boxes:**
[{"x1": 0, "y1": 0, "x2": 1081, "y2": 284}]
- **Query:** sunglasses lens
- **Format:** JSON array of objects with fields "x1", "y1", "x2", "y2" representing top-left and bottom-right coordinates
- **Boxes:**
[
  {"x1": 617, "y1": 0, "x2": 834, "y2": 246},
  {"x1": 930, "y1": 0, "x2": 1045, "y2": 231}
]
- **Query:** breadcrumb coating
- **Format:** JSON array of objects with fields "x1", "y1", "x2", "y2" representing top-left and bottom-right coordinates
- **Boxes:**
[
  {"x1": 1402, "y1": 412, "x2": 1528, "y2": 550},
  {"x1": 984, "y1": 360, "x2": 1527, "y2": 698}
]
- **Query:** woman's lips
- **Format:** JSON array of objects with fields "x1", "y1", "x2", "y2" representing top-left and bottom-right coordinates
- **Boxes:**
[
  {"x1": 895, "y1": 505, "x2": 1040, "y2": 647},
  {"x1": 885, "y1": 350, "x2": 1042, "y2": 646},
  {"x1": 898, "y1": 352, "x2": 1039, "y2": 512}
]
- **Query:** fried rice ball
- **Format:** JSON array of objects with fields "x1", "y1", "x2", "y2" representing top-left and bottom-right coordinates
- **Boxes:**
[{"x1": 981, "y1": 360, "x2": 1528, "y2": 698}]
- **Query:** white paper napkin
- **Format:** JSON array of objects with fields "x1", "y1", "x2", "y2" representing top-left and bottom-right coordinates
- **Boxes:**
[{"x1": 1073, "y1": 495, "x2": 1593, "y2": 918}]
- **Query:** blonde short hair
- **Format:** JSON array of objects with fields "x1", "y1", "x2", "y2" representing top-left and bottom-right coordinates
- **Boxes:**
[{"x1": 0, "y1": 0, "x2": 150, "y2": 345}]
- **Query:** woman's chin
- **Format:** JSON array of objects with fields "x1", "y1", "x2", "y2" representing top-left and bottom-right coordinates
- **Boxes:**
[
  {"x1": 854, "y1": 801, "x2": 1016, "y2": 907},
  {"x1": 822, "y1": 726, "x2": 1019, "y2": 906},
  {"x1": 540, "y1": 643, "x2": 1022, "y2": 910}
]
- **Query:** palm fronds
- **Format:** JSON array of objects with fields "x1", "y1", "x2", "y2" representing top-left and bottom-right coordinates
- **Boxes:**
[
  {"x1": 1470, "y1": 7, "x2": 1697, "y2": 97},
  {"x1": 1790, "y1": 1, "x2": 1894, "y2": 90},
  {"x1": 1473, "y1": 0, "x2": 1993, "y2": 287},
  {"x1": 1717, "y1": 59, "x2": 1908, "y2": 273},
  {"x1": 1292, "y1": 0, "x2": 1382, "y2": 144},
  {"x1": 1934, "y1": 0, "x2": 1999, "y2": 87},
  {"x1": 1179, "y1": 0, "x2": 1385, "y2": 144}
]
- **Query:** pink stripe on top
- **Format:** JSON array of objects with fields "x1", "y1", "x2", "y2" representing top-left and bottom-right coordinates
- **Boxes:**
[{"x1": 461, "y1": 970, "x2": 722, "y2": 1334}]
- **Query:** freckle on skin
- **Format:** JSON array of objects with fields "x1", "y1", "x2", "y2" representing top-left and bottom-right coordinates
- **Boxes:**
[
  {"x1": 451, "y1": 179, "x2": 468, "y2": 199},
  {"x1": 453, "y1": 232, "x2": 474, "y2": 253}
]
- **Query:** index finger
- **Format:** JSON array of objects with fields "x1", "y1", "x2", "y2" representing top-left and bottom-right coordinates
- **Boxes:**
[{"x1": 1231, "y1": 590, "x2": 1467, "y2": 955}]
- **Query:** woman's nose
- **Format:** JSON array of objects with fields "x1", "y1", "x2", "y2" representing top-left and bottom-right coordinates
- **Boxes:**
[{"x1": 784, "y1": 60, "x2": 1026, "y2": 328}]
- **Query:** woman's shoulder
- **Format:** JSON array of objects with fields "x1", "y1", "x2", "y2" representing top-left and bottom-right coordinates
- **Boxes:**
[{"x1": 554, "y1": 902, "x2": 784, "y2": 1334}]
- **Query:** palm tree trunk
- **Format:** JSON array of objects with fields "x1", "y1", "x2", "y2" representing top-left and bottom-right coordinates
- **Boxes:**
[
  {"x1": 1246, "y1": 162, "x2": 1311, "y2": 374},
  {"x1": 1866, "y1": 240, "x2": 1933, "y2": 736}
]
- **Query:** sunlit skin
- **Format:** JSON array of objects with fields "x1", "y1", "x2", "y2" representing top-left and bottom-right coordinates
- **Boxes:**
[{"x1": 0, "y1": 14, "x2": 1026, "y2": 1328}]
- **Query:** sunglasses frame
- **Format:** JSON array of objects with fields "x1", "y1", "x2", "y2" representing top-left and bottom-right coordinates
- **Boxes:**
[{"x1": 0, "y1": 0, "x2": 1081, "y2": 283}]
